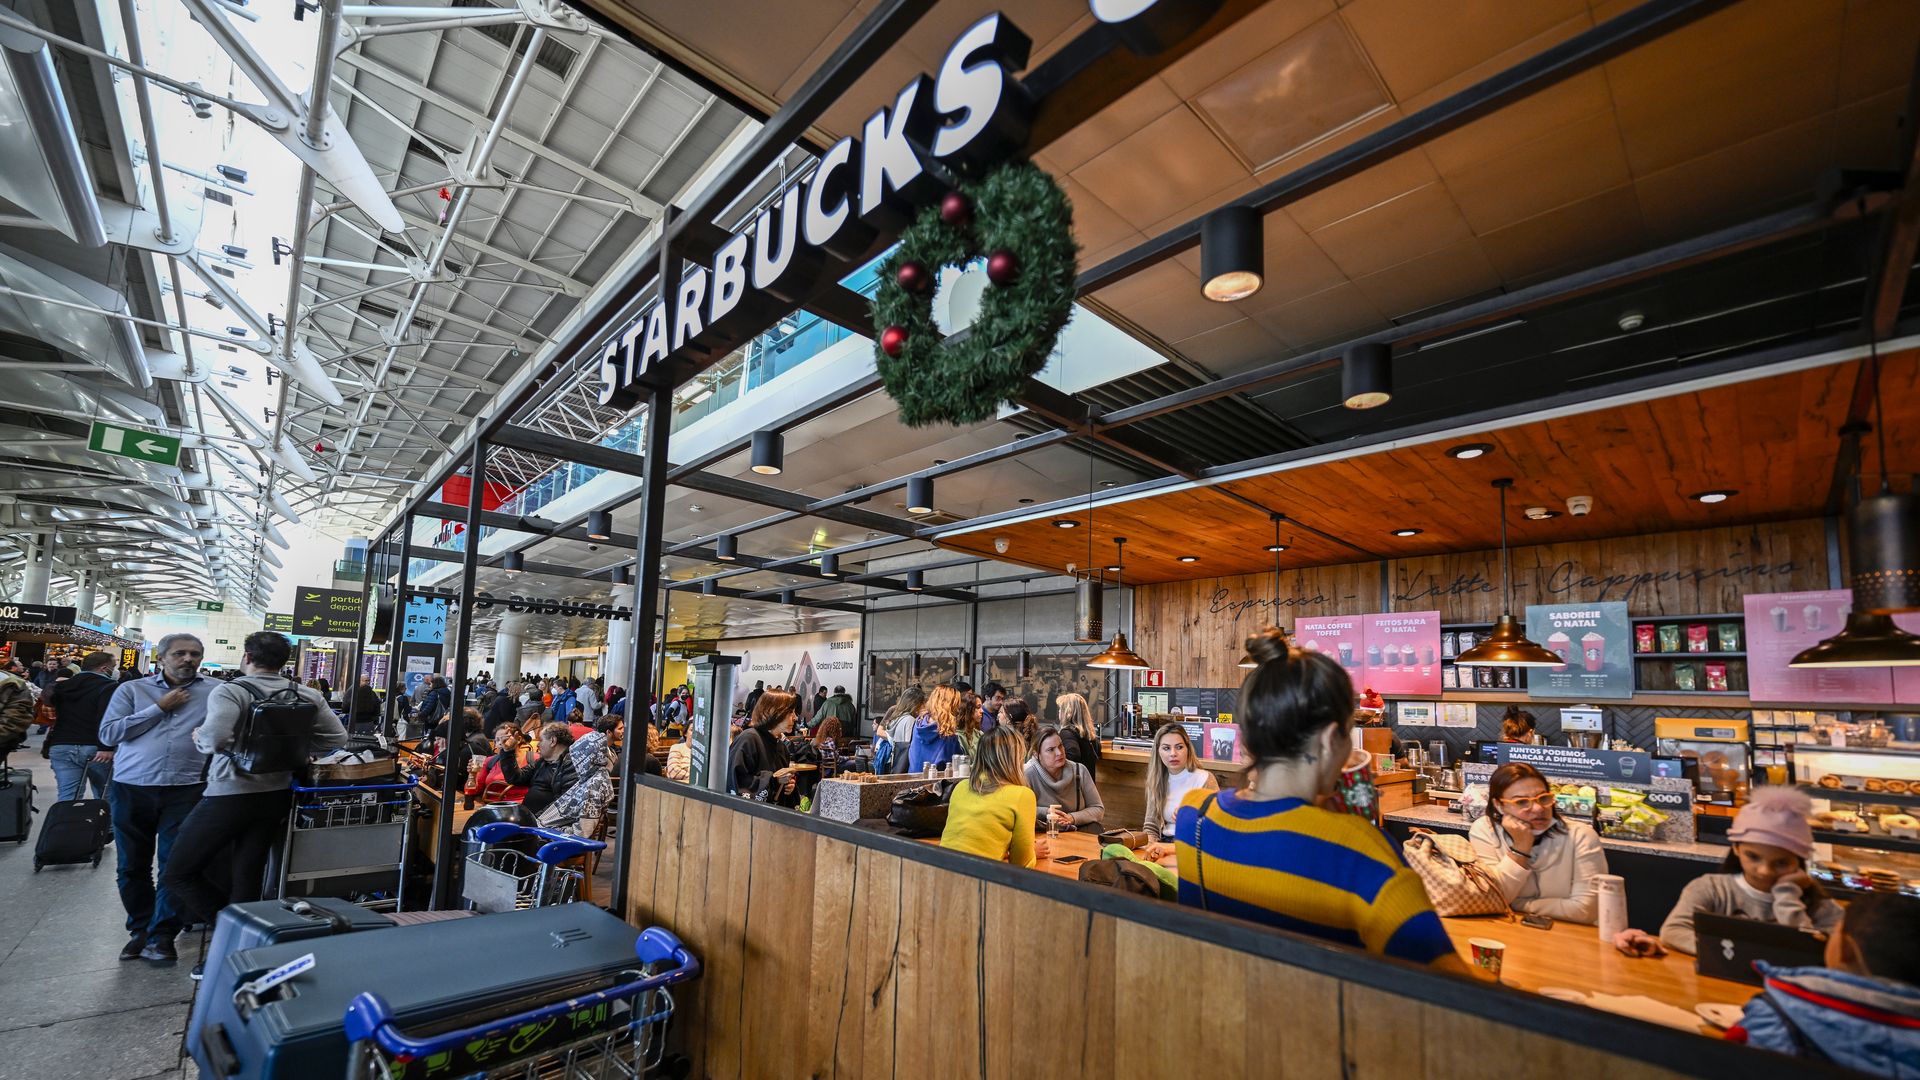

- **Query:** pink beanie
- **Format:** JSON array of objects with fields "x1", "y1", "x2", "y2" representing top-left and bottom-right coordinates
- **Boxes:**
[{"x1": 1729, "y1": 786, "x2": 1815, "y2": 859}]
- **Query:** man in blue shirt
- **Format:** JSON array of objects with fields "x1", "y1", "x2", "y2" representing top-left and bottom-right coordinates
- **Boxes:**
[{"x1": 99, "y1": 633, "x2": 215, "y2": 966}]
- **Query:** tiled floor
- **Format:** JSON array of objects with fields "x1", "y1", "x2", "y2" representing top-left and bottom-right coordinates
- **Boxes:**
[
  {"x1": 0, "y1": 754, "x2": 197, "y2": 1080},
  {"x1": 0, "y1": 754, "x2": 624, "y2": 1080}
]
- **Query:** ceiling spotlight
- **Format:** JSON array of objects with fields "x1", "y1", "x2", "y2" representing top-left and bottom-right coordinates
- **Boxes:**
[
  {"x1": 500, "y1": 551, "x2": 523, "y2": 572},
  {"x1": 585, "y1": 510, "x2": 612, "y2": 541},
  {"x1": 1390, "y1": 528, "x2": 1422, "y2": 537},
  {"x1": 714, "y1": 535, "x2": 737, "y2": 561},
  {"x1": 687, "y1": 504, "x2": 703, "y2": 513},
  {"x1": 1446, "y1": 443, "x2": 1493, "y2": 460},
  {"x1": 1692, "y1": 490, "x2": 1737, "y2": 504},
  {"x1": 1178, "y1": 555, "x2": 1199, "y2": 563},
  {"x1": 818, "y1": 553, "x2": 839, "y2": 577},
  {"x1": 1052, "y1": 518, "x2": 1079, "y2": 529},
  {"x1": 906, "y1": 475, "x2": 934, "y2": 515},
  {"x1": 219, "y1": 241, "x2": 248, "y2": 257},
  {"x1": 1018, "y1": 498, "x2": 1034, "y2": 505},
  {"x1": 750, "y1": 430, "x2": 783, "y2": 475},
  {"x1": 1342, "y1": 342, "x2": 1393, "y2": 409},
  {"x1": 610, "y1": 565, "x2": 630, "y2": 585},
  {"x1": 1264, "y1": 543, "x2": 1287, "y2": 553},
  {"x1": 1200, "y1": 205, "x2": 1263, "y2": 302},
  {"x1": 905, "y1": 569, "x2": 925, "y2": 592},
  {"x1": 1523, "y1": 507, "x2": 1561, "y2": 521},
  {"x1": 1618, "y1": 311, "x2": 1645, "y2": 332}
]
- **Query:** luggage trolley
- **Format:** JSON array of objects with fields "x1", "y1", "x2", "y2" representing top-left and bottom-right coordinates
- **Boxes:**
[
  {"x1": 343, "y1": 926, "x2": 700, "y2": 1080},
  {"x1": 462, "y1": 822, "x2": 603, "y2": 913},
  {"x1": 279, "y1": 781, "x2": 419, "y2": 909}
]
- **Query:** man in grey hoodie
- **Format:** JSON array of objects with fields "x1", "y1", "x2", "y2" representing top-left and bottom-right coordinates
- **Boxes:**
[{"x1": 161, "y1": 631, "x2": 345, "y2": 972}]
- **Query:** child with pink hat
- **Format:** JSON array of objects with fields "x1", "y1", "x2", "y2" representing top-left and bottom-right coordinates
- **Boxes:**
[{"x1": 1611, "y1": 786, "x2": 1842, "y2": 957}]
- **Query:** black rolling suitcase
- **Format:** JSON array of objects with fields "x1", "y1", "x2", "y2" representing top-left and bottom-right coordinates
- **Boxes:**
[
  {"x1": 33, "y1": 798, "x2": 111, "y2": 869},
  {"x1": 0, "y1": 760, "x2": 33, "y2": 843},
  {"x1": 192, "y1": 904, "x2": 651, "y2": 1080}
]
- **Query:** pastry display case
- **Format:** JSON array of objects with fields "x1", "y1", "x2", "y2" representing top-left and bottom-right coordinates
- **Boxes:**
[{"x1": 1793, "y1": 743, "x2": 1920, "y2": 900}]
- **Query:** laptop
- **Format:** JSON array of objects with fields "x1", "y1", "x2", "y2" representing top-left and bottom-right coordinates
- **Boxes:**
[{"x1": 1693, "y1": 912, "x2": 1828, "y2": 986}]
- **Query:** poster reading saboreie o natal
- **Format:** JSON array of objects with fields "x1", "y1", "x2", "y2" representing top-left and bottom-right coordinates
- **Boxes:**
[{"x1": 1524, "y1": 601, "x2": 1633, "y2": 699}]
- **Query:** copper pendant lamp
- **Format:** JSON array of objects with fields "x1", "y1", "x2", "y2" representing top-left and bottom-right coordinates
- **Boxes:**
[
  {"x1": 1240, "y1": 513, "x2": 1289, "y2": 668},
  {"x1": 1087, "y1": 538, "x2": 1151, "y2": 670},
  {"x1": 1456, "y1": 478, "x2": 1563, "y2": 667},
  {"x1": 1793, "y1": 341, "x2": 1920, "y2": 667}
]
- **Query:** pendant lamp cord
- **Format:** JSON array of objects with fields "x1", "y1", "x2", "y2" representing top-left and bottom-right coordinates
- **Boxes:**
[
  {"x1": 1498, "y1": 482, "x2": 1512, "y2": 616},
  {"x1": 1872, "y1": 338, "x2": 1890, "y2": 494},
  {"x1": 1271, "y1": 515, "x2": 1283, "y2": 611}
]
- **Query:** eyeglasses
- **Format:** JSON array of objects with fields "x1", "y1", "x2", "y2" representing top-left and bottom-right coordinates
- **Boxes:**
[{"x1": 1500, "y1": 793, "x2": 1557, "y2": 810}]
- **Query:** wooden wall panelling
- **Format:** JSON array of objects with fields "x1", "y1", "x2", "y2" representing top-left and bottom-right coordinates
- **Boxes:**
[
  {"x1": 1133, "y1": 560, "x2": 1380, "y2": 686},
  {"x1": 1387, "y1": 518, "x2": 1830, "y2": 620}
]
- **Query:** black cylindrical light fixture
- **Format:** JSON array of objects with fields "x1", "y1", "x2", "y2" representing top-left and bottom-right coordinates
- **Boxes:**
[
  {"x1": 905, "y1": 569, "x2": 925, "y2": 592},
  {"x1": 1342, "y1": 342, "x2": 1392, "y2": 409},
  {"x1": 585, "y1": 510, "x2": 612, "y2": 540},
  {"x1": 715, "y1": 534, "x2": 737, "y2": 561},
  {"x1": 750, "y1": 430, "x2": 783, "y2": 476},
  {"x1": 1200, "y1": 205, "x2": 1263, "y2": 302},
  {"x1": 905, "y1": 475, "x2": 934, "y2": 515},
  {"x1": 1850, "y1": 487, "x2": 1920, "y2": 613},
  {"x1": 780, "y1": 589, "x2": 796, "y2": 605},
  {"x1": 501, "y1": 551, "x2": 523, "y2": 572},
  {"x1": 818, "y1": 553, "x2": 839, "y2": 577},
  {"x1": 701, "y1": 578, "x2": 717, "y2": 595},
  {"x1": 1073, "y1": 577, "x2": 1103, "y2": 642}
]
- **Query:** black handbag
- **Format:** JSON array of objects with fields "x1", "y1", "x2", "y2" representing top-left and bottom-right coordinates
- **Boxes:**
[{"x1": 886, "y1": 781, "x2": 955, "y2": 838}]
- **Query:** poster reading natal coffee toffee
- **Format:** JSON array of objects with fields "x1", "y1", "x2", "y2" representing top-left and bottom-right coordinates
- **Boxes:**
[
  {"x1": 1523, "y1": 602, "x2": 1632, "y2": 699},
  {"x1": 1360, "y1": 611, "x2": 1443, "y2": 696},
  {"x1": 1292, "y1": 615, "x2": 1362, "y2": 676}
]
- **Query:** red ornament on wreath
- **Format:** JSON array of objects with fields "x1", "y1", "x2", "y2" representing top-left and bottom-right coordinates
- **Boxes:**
[
  {"x1": 940, "y1": 191, "x2": 972, "y2": 228},
  {"x1": 870, "y1": 161, "x2": 1079, "y2": 427},
  {"x1": 895, "y1": 260, "x2": 931, "y2": 294},
  {"x1": 986, "y1": 249, "x2": 1020, "y2": 287}
]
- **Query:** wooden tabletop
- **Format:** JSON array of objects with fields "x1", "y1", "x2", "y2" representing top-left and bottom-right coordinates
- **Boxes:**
[
  {"x1": 919, "y1": 829, "x2": 1176, "y2": 881},
  {"x1": 1442, "y1": 914, "x2": 1752, "y2": 1033}
]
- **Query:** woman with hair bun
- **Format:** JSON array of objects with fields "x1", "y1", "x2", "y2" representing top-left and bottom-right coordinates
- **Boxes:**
[{"x1": 1174, "y1": 629, "x2": 1469, "y2": 972}]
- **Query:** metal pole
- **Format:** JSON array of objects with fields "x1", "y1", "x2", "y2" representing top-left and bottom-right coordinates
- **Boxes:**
[
  {"x1": 611, "y1": 351, "x2": 677, "y2": 915},
  {"x1": 388, "y1": 519, "x2": 413, "y2": 738},
  {"x1": 352, "y1": 527, "x2": 380, "y2": 725},
  {"x1": 430, "y1": 435, "x2": 489, "y2": 909}
]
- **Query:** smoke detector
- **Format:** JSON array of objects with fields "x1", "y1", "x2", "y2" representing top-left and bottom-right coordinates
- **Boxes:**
[
  {"x1": 1566, "y1": 495, "x2": 1594, "y2": 517},
  {"x1": 993, "y1": 536, "x2": 1010, "y2": 554},
  {"x1": 1617, "y1": 311, "x2": 1645, "y2": 332}
]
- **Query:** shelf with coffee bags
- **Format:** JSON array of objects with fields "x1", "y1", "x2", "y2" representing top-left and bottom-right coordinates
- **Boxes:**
[{"x1": 1436, "y1": 622, "x2": 1523, "y2": 692}]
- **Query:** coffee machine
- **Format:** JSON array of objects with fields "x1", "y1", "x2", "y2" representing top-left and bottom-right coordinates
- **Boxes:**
[{"x1": 1560, "y1": 706, "x2": 1606, "y2": 749}]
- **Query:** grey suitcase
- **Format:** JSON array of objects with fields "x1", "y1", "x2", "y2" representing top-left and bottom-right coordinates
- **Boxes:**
[{"x1": 0, "y1": 763, "x2": 34, "y2": 843}]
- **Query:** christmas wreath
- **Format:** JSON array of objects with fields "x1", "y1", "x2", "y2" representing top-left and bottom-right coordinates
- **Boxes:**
[{"x1": 871, "y1": 160, "x2": 1078, "y2": 427}]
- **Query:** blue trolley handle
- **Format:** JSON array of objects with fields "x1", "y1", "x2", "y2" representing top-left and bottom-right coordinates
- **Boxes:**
[
  {"x1": 291, "y1": 781, "x2": 418, "y2": 796},
  {"x1": 342, "y1": 928, "x2": 700, "y2": 1058},
  {"x1": 467, "y1": 820, "x2": 606, "y2": 860}
]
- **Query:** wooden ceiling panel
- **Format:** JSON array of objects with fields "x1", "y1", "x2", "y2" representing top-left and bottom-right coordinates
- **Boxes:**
[
  {"x1": 1070, "y1": 106, "x2": 1246, "y2": 231},
  {"x1": 1339, "y1": 0, "x2": 1590, "y2": 103},
  {"x1": 1838, "y1": 0, "x2": 1920, "y2": 104},
  {"x1": 1246, "y1": 280, "x2": 1390, "y2": 350},
  {"x1": 1308, "y1": 180, "x2": 1477, "y2": 280},
  {"x1": 1476, "y1": 184, "x2": 1647, "y2": 286},
  {"x1": 1632, "y1": 115, "x2": 1834, "y2": 243},
  {"x1": 1349, "y1": 237, "x2": 1502, "y2": 321},
  {"x1": 1159, "y1": 0, "x2": 1338, "y2": 101},
  {"x1": 1439, "y1": 109, "x2": 1633, "y2": 234},
  {"x1": 1190, "y1": 15, "x2": 1393, "y2": 172},
  {"x1": 934, "y1": 355, "x2": 1920, "y2": 587}
]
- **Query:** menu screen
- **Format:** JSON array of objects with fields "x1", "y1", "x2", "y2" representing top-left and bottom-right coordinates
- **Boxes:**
[
  {"x1": 1744, "y1": 589, "x2": 1893, "y2": 704},
  {"x1": 1524, "y1": 601, "x2": 1633, "y2": 699}
]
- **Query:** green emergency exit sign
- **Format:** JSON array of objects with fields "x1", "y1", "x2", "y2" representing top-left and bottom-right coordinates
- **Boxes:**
[{"x1": 88, "y1": 421, "x2": 181, "y2": 466}]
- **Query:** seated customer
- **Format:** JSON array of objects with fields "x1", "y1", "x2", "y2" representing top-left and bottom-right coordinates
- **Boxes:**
[
  {"x1": 1023, "y1": 725, "x2": 1104, "y2": 833},
  {"x1": 1729, "y1": 892, "x2": 1920, "y2": 1069},
  {"x1": 1141, "y1": 723, "x2": 1217, "y2": 861},
  {"x1": 1055, "y1": 692, "x2": 1102, "y2": 781},
  {"x1": 495, "y1": 722, "x2": 578, "y2": 817},
  {"x1": 728, "y1": 689, "x2": 800, "y2": 806},
  {"x1": 940, "y1": 726, "x2": 1049, "y2": 867},
  {"x1": 907, "y1": 685, "x2": 965, "y2": 773},
  {"x1": 1614, "y1": 787, "x2": 1841, "y2": 957},
  {"x1": 537, "y1": 730, "x2": 614, "y2": 838},
  {"x1": 465, "y1": 723, "x2": 530, "y2": 802},
  {"x1": 1468, "y1": 761, "x2": 1607, "y2": 923},
  {"x1": 1174, "y1": 629, "x2": 1468, "y2": 973}
]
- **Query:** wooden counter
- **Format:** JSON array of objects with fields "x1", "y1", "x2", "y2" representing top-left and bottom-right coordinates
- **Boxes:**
[{"x1": 1442, "y1": 914, "x2": 1751, "y2": 1035}]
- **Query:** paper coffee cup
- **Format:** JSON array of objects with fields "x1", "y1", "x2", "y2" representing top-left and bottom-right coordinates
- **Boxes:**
[
  {"x1": 1468, "y1": 938, "x2": 1506, "y2": 979},
  {"x1": 1595, "y1": 873, "x2": 1628, "y2": 941}
]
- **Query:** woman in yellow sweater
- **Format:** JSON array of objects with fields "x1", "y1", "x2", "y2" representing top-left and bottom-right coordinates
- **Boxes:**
[{"x1": 939, "y1": 725, "x2": 1052, "y2": 867}]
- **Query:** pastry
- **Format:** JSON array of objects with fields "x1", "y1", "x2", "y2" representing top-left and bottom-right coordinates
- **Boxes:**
[
  {"x1": 1818, "y1": 774, "x2": 1843, "y2": 789},
  {"x1": 1826, "y1": 810, "x2": 1869, "y2": 833},
  {"x1": 1865, "y1": 868, "x2": 1904, "y2": 893},
  {"x1": 1885, "y1": 779, "x2": 1911, "y2": 795},
  {"x1": 1866, "y1": 778, "x2": 1888, "y2": 793},
  {"x1": 1882, "y1": 814, "x2": 1920, "y2": 839}
]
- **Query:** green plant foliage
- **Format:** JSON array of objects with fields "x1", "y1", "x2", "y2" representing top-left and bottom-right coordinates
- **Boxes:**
[{"x1": 871, "y1": 161, "x2": 1078, "y2": 427}]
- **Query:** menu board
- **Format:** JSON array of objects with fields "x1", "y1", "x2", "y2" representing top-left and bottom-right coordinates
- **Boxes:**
[
  {"x1": 1524, "y1": 601, "x2": 1633, "y2": 699},
  {"x1": 1292, "y1": 615, "x2": 1361, "y2": 672},
  {"x1": 1361, "y1": 611, "x2": 1442, "y2": 696},
  {"x1": 1744, "y1": 589, "x2": 1893, "y2": 704}
]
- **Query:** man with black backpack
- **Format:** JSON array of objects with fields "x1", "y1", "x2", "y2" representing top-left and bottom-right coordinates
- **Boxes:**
[{"x1": 161, "y1": 631, "x2": 345, "y2": 977}]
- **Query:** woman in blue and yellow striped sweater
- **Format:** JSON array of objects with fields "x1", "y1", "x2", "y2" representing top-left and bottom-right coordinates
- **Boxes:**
[{"x1": 1174, "y1": 628, "x2": 1472, "y2": 973}]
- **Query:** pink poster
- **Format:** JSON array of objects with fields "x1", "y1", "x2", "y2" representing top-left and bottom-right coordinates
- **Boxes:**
[
  {"x1": 1361, "y1": 611, "x2": 1443, "y2": 696},
  {"x1": 1744, "y1": 590, "x2": 1893, "y2": 704},
  {"x1": 1895, "y1": 613, "x2": 1920, "y2": 705},
  {"x1": 1293, "y1": 615, "x2": 1362, "y2": 677}
]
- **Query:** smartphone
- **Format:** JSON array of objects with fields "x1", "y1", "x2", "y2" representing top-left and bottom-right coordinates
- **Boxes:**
[
  {"x1": 1052, "y1": 855, "x2": 1087, "y2": 864},
  {"x1": 1521, "y1": 913, "x2": 1554, "y2": 930}
]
